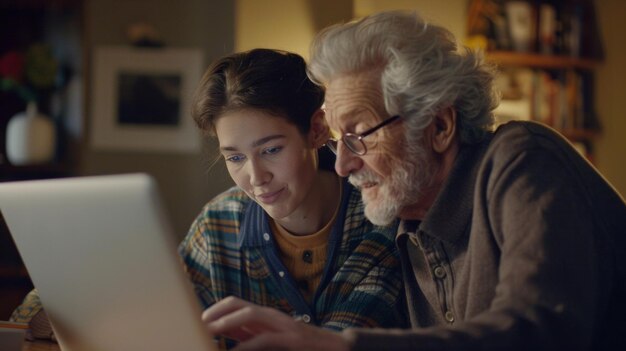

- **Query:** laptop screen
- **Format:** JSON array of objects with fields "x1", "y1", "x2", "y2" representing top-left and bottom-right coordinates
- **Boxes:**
[{"x1": 0, "y1": 173, "x2": 216, "y2": 351}]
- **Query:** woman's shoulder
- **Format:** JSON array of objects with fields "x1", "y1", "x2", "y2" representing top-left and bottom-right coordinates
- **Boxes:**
[
  {"x1": 182, "y1": 186, "x2": 250, "y2": 250},
  {"x1": 202, "y1": 186, "x2": 251, "y2": 214},
  {"x1": 189, "y1": 186, "x2": 251, "y2": 233}
]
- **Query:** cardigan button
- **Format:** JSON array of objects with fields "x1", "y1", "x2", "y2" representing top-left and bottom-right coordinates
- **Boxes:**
[
  {"x1": 263, "y1": 233, "x2": 270, "y2": 241},
  {"x1": 433, "y1": 266, "x2": 446, "y2": 279},
  {"x1": 302, "y1": 250, "x2": 313, "y2": 263},
  {"x1": 301, "y1": 314, "x2": 312, "y2": 323},
  {"x1": 444, "y1": 310, "x2": 455, "y2": 323}
]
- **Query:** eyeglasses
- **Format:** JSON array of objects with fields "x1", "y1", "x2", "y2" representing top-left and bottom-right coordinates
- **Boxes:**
[{"x1": 326, "y1": 115, "x2": 401, "y2": 156}]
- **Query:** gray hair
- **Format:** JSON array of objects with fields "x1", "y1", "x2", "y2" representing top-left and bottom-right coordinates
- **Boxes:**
[{"x1": 308, "y1": 10, "x2": 499, "y2": 150}]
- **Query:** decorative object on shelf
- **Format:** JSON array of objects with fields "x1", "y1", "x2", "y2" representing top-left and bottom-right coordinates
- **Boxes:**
[
  {"x1": 504, "y1": 0, "x2": 535, "y2": 52},
  {"x1": 0, "y1": 43, "x2": 59, "y2": 111},
  {"x1": 466, "y1": 0, "x2": 510, "y2": 51},
  {"x1": 1, "y1": 43, "x2": 62, "y2": 166},
  {"x1": 5, "y1": 102, "x2": 56, "y2": 166},
  {"x1": 538, "y1": 3, "x2": 557, "y2": 55},
  {"x1": 126, "y1": 22, "x2": 164, "y2": 48}
]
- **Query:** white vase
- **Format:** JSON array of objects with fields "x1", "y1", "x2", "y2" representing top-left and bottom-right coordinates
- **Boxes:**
[{"x1": 5, "y1": 102, "x2": 56, "y2": 166}]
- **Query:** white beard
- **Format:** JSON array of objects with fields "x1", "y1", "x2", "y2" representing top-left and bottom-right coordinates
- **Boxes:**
[{"x1": 349, "y1": 149, "x2": 433, "y2": 226}]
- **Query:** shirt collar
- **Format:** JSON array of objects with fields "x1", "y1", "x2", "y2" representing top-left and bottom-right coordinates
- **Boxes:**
[{"x1": 238, "y1": 200, "x2": 272, "y2": 248}]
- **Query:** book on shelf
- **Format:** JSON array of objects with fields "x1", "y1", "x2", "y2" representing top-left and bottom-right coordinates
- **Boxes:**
[
  {"x1": 494, "y1": 67, "x2": 598, "y2": 133},
  {"x1": 533, "y1": 0, "x2": 584, "y2": 57},
  {"x1": 538, "y1": 2, "x2": 557, "y2": 55},
  {"x1": 467, "y1": 0, "x2": 602, "y2": 59},
  {"x1": 544, "y1": 0, "x2": 604, "y2": 59}
]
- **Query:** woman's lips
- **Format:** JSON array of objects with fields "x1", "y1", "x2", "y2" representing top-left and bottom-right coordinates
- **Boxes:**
[{"x1": 256, "y1": 188, "x2": 284, "y2": 204}]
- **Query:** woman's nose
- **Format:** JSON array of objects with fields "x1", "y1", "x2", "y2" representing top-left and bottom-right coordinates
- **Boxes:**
[{"x1": 249, "y1": 159, "x2": 271, "y2": 186}]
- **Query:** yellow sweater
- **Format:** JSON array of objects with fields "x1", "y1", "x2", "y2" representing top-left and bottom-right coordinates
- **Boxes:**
[{"x1": 271, "y1": 201, "x2": 340, "y2": 302}]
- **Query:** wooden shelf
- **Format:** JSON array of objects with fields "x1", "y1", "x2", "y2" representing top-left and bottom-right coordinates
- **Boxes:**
[
  {"x1": 487, "y1": 51, "x2": 602, "y2": 145},
  {"x1": 0, "y1": 0, "x2": 81, "y2": 9},
  {"x1": 486, "y1": 51, "x2": 601, "y2": 70}
]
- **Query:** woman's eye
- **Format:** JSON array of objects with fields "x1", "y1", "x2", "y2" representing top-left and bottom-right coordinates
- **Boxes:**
[
  {"x1": 263, "y1": 146, "x2": 282, "y2": 155},
  {"x1": 225, "y1": 154, "x2": 245, "y2": 163}
]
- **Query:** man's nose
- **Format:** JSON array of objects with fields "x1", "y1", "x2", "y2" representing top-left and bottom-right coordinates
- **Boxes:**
[{"x1": 334, "y1": 142, "x2": 363, "y2": 177}]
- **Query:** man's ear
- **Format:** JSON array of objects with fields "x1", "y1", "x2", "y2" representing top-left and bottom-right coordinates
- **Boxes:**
[
  {"x1": 309, "y1": 109, "x2": 329, "y2": 148},
  {"x1": 431, "y1": 106, "x2": 457, "y2": 153}
]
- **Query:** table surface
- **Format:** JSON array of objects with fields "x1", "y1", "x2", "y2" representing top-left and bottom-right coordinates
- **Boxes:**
[
  {"x1": 22, "y1": 339, "x2": 227, "y2": 350},
  {"x1": 22, "y1": 340, "x2": 61, "y2": 351}
]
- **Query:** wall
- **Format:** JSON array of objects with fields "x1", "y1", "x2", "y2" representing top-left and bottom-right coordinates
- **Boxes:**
[
  {"x1": 353, "y1": 0, "x2": 467, "y2": 41},
  {"x1": 235, "y1": 0, "x2": 352, "y2": 57},
  {"x1": 235, "y1": 0, "x2": 466, "y2": 57},
  {"x1": 83, "y1": 0, "x2": 235, "y2": 237},
  {"x1": 594, "y1": 0, "x2": 626, "y2": 197}
]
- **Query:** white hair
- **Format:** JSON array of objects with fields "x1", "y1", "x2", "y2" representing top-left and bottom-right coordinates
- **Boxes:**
[{"x1": 308, "y1": 10, "x2": 499, "y2": 155}]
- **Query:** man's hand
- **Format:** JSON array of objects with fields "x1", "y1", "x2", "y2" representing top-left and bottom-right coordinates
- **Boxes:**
[{"x1": 202, "y1": 296, "x2": 352, "y2": 351}]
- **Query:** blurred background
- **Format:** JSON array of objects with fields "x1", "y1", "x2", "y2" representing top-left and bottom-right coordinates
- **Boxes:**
[{"x1": 1, "y1": 0, "x2": 624, "y2": 319}]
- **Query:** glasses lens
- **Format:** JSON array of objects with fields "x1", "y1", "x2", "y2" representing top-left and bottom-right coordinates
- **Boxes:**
[
  {"x1": 326, "y1": 139, "x2": 338, "y2": 154},
  {"x1": 344, "y1": 135, "x2": 366, "y2": 155}
]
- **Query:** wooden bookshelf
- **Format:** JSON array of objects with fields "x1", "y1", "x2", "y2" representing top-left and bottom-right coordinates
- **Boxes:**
[
  {"x1": 470, "y1": 0, "x2": 605, "y2": 161},
  {"x1": 486, "y1": 50, "x2": 602, "y2": 160},
  {"x1": 486, "y1": 51, "x2": 600, "y2": 70}
]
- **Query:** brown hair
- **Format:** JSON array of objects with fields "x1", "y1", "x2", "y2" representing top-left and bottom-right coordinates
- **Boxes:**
[{"x1": 192, "y1": 48, "x2": 325, "y2": 136}]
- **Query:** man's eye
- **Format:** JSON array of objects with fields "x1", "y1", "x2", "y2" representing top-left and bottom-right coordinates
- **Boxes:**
[
  {"x1": 225, "y1": 154, "x2": 245, "y2": 163},
  {"x1": 263, "y1": 146, "x2": 282, "y2": 155}
]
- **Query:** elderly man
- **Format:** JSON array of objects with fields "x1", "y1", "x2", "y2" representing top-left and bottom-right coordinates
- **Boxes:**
[{"x1": 202, "y1": 10, "x2": 626, "y2": 351}]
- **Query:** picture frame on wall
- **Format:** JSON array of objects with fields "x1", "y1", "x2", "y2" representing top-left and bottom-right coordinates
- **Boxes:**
[{"x1": 90, "y1": 46, "x2": 204, "y2": 153}]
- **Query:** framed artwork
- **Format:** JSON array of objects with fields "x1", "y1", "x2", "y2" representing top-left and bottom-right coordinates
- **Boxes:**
[{"x1": 90, "y1": 46, "x2": 204, "y2": 152}]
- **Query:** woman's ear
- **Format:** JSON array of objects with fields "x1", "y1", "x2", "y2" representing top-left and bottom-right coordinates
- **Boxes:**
[
  {"x1": 308, "y1": 109, "x2": 329, "y2": 148},
  {"x1": 431, "y1": 106, "x2": 457, "y2": 154}
]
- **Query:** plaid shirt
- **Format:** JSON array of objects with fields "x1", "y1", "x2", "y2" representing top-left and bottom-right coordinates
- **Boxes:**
[{"x1": 178, "y1": 179, "x2": 408, "y2": 331}]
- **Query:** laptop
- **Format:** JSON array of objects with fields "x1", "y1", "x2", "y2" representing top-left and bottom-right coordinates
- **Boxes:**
[{"x1": 0, "y1": 173, "x2": 217, "y2": 351}]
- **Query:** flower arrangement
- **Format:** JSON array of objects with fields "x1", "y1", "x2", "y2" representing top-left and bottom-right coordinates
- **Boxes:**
[{"x1": 0, "y1": 43, "x2": 59, "y2": 106}]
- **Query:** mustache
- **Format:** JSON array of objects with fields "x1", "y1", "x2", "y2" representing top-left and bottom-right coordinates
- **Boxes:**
[{"x1": 348, "y1": 171, "x2": 380, "y2": 187}]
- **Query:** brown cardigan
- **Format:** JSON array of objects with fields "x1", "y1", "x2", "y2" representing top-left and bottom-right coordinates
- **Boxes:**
[{"x1": 345, "y1": 121, "x2": 626, "y2": 350}]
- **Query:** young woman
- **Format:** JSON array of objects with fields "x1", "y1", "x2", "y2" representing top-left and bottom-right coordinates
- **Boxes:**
[
  {"x1": 11, "y1": 49, "x2": 407, "y2": 344},
  {"x1": 179, "y1": 48, "x2": 406, "y2": 332}
]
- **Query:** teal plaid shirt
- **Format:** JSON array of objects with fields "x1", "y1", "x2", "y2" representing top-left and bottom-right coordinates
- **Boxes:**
[{"x1": 178, "y1": 179, "x2": 408, "y2": 330}]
